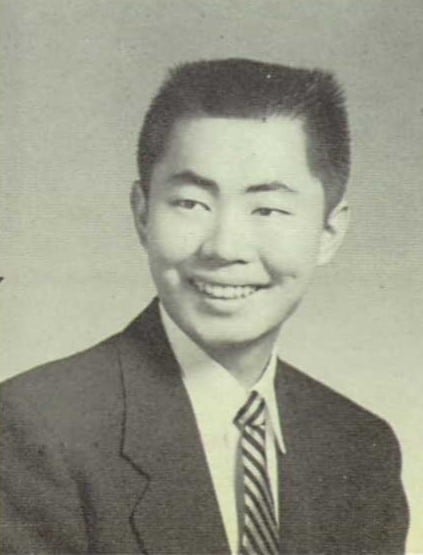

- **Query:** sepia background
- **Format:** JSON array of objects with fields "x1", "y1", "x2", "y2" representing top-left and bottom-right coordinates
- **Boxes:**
[{"x1": 1, "y1": 0, "x2": 422, "y2": 551}]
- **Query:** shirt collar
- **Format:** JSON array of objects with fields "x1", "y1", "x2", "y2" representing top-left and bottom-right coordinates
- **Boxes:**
[{"x1": 159, "y1": 304, "x2": 286, "y2": 453}]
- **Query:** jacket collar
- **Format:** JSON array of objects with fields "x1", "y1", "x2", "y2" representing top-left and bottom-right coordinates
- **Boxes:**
[
  {"x1": 117, "y1": 298, "x2": 230, "y2": 554},
  {"x1": 116, "y1": 298, "x2": 335, "y2": 554}
]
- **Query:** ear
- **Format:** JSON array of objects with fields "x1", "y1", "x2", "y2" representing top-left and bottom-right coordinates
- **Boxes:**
[
  {"x1": 317, "y1": 199, "x2": 349, "y2": 266},
  {"x1": 130, "y1": 181, "x2": 149, "y2": 247}
]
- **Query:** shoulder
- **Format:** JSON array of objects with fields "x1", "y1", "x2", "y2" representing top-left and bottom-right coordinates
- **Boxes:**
[
  {"x1": 2, "y1": 333, "x2": 119, "y2": 396},
  {"x1": 1, "y1": 299, "x2": 163, "y2": 445},
  {"x1": 1, "y1": 333, "x2": 125, "y2": 444},
  {"x1": 276, "y1": 359, "x2": 402, "y2": 465},
  {"x1": 277, "y1": 361, "x2": 409, "y2": 553}
]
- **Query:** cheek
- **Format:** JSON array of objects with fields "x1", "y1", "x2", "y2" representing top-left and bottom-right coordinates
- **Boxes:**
[
  {"x1": 146, "y1": 210, "x2": 204, "y2": 264},
  {"x1": 259, "y1": 224, "x2": 323, "y2": 277}
]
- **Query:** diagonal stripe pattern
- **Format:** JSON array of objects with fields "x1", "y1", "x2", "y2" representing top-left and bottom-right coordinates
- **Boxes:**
[{"x1": 235, "y1": 391, "x2": 280, "y2": 555}]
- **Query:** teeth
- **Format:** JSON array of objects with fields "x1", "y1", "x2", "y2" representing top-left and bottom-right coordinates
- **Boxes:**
[{"x1": 192, "y1": 280, "x2": 259, "y2": 299}]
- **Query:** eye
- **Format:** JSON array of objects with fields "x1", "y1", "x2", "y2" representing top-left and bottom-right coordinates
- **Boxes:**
[
  {"x1": 172, "y1": 199, "x2": 210, "y2": 211},
  {"x1": 253, "y1": 207, "x2": 292, "y2": 217}
]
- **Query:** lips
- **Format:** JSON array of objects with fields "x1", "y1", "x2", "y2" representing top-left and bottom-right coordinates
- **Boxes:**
[{"x1": 190, "y1": 278, "x2": 264, "y2": 300}]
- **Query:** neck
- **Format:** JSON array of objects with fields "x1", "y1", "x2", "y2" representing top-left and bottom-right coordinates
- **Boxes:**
[{"x1": 201, "y1": 331, "x2": 280, "y2": 389}]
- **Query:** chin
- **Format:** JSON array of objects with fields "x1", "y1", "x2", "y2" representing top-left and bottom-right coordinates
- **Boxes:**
[
  {"x1": 163, "y1": 292, "x2": 302, "y2": 351},
  {"x1": 187, "y1": 319, "x2": 280, "y2": 352}
]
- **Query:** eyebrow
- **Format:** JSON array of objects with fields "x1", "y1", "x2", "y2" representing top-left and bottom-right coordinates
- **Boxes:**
[
  {"x1": 168, "y1": 170, "x2": 298, "y2": 194},
  {"x1": 169, "y1": 170, "x2": 217, "y2": 191},
  {"x1": 245, "y1": 181, "x2": 298, "y2": 194}
]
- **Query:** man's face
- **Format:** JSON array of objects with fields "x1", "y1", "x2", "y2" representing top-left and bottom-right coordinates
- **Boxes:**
[{"x1": 134, "y1": 116, "x2": 344, "y2": 352}]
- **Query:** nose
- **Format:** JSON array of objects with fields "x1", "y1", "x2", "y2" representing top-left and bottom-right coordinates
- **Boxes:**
[{"x1": 198, "y1": 209, "x2": 255, "y2": 264}]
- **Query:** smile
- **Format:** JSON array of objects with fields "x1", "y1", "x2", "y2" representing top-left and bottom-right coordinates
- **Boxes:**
[{"x1": 190, "y1": 279, "x2": 263, "y2": 300}]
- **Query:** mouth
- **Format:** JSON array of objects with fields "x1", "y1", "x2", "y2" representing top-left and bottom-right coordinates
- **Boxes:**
[{"x1": 189, "y1": 278, "x2": 266, "y2": 300}]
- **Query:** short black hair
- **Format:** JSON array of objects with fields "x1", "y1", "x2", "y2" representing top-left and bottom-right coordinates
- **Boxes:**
[{"x1": 137, "y1": 58, "x2": 350, "y2": 215}]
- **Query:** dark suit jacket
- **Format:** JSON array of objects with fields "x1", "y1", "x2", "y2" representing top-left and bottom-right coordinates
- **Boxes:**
[{"x1": 1, "y1": 299, "x2": 408, "y2": 554}]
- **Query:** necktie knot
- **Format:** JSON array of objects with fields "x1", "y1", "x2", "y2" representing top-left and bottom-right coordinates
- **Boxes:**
[{"x1": 235, "y1": 390, "x2": 266, "y2": 430}]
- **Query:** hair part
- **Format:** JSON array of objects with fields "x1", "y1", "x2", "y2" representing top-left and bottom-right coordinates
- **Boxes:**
[{"x1": 137, "y1": 58, "x2": 350, "y2": 215}]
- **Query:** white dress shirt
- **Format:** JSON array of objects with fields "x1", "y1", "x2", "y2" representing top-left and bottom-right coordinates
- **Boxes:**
[{"x1": 160, "y1": 305, "x2": 286, "y2": 555}]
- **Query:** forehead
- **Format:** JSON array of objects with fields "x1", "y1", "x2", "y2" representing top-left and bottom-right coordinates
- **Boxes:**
[
  {"x1": 168, "y1": 116, "x2": 307, "y2": 163},
  {"x1": 152, "y1": 115, "x2": 323, "y2": 196}
]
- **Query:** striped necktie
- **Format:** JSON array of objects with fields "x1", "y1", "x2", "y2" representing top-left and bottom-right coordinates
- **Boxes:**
[{"x1": 235, "y1": 391, "x2": 280, "y2": 555}]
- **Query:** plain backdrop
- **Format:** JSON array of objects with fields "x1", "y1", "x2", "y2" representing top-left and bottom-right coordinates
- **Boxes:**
[{"x1": 1, "y1": 0, "x2": 422, "y2": 552}]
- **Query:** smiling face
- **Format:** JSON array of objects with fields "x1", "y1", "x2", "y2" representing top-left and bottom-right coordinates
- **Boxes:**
[{"x1": 132, "y1": 116, "x2": 347, "y2": 355}]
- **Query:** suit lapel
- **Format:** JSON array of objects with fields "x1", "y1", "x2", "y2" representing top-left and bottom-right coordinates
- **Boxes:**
[
  {"x1": 274, "y1": 360, "x2": 349, "y2": 554},
  {"x1": 117, "y1": 301, "x2": 345, "y2": 554},
  {"x1": 275, "y1": 361, "x2": 317, "y2": 553},
  {"x1": 117, "y1": 300, "x2": 229, "y2": 554}
]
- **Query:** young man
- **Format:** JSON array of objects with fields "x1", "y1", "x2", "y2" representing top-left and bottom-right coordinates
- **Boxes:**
[{"x1": 1, "y1": 59, "x2": 408, "y2": 554}]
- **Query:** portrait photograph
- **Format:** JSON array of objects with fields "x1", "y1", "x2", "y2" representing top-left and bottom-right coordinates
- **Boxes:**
[{"x1": 1, "y1": 1, "x2": 422, "y2": 553}]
